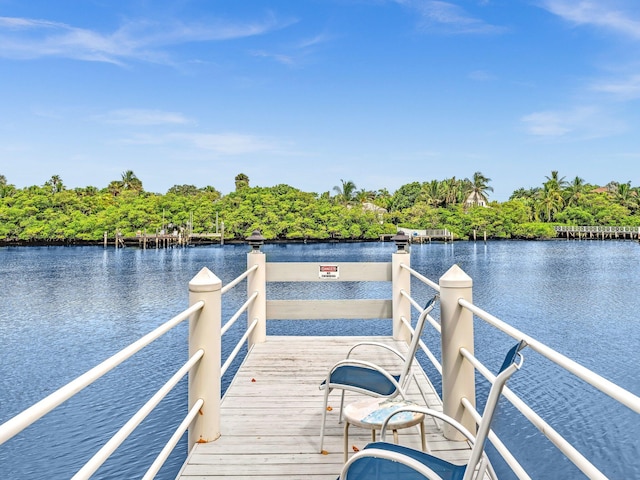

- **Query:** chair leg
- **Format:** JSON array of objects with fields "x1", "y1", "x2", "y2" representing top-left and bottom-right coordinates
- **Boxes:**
[
  {"x1": 343, "y1": 421, "x2": 350, "y2": 463},
  {"x1": 339, "y1": 389, "x2": 346, "y2": 423},
  {"x1": 319, "y1": 387, "x2": 332, "y2": 452},
  {"x1": 420, "y1": 420, "x2": 429, "y2": 453}
]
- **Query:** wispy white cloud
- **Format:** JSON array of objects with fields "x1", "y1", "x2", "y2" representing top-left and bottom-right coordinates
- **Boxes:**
[
  {"x1": 539, "y1": 1, "x2": 640, "y2": 39},
  {"x1": 591, "y1": 73, "x2": 640, "y2": 99},
  {"x1": 521, "y1": 106, "x2": 625, "y2": 138},
  {"x1": 468, "y1": 69, "x2": 496, "y2": 81},
  {"x1": 250, "y1": 31, "x2": 333, "y2": 67},
  {"x1": 120, "y1": 130, "x2": 285, "y2": 155},
  {"x1": 0, "y1": 14, "x2": 292, "y2": 65},
  {"x1": 171, "y1": 132, "x2": 280, "y2": 154},
  {"x1": 522, "y1": 110, "x2": 574, "y2": 136},
  {"x1": 394, "y1": 0, "x2": 507, "y2": 34},
  {"x1": 297, "y1": 32, "x2": 333, "y2": 49},
  {"x1": 98, "y1": 109, "x2": 193, "y2": 126},
  {"x1": 250, "y1": 50, "x2": 296, "y2": 66}
]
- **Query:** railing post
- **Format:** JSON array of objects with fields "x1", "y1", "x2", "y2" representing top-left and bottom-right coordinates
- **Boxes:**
[
  {"x1": 188, "y1": 267, "x2": 222, "y2": 450},
  {"x1": 439, "y1": 264, "x2": 476, "y2": 440},
  {"x1": 391, "y1": 232, "x2": 411, "y2": 342},
  {"x1": 246, "y1": 230, "x2": 266, "y2": 347}
]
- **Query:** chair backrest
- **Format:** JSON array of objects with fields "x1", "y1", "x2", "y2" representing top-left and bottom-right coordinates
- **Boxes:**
[
  {"x1": 463, "y1": 339, "x2": 527, "y2": 480},
  {"x1": 397, "y1": 294, "x2": 439, "y2": 389}
]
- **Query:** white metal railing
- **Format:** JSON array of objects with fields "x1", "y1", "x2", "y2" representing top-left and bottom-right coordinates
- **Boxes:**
[
  {"x1": 399, "y1": 261, "x2": 640, "y2": 480},
  {"x1": 0, "y1": 261, "x2": 261, "y2": 479},
  {"x1": 400, "y1": 263, "x2": 440, "y2": 292},
  {"x1": 222, "y1": 318, "x2": 258, "y2": 376},
  {"x1": 458, "y1": 299, "x2": 640, "y2": 415},
  {"x1": 0, "y1": 301, "x2": 204, "y2": 446},
  {"x1": 222, "y1": 264, "x2": 258, "y2": 294},
  {"x1": 221, "y1": 291, "x2": 258, "y2": 335},
  {"x1": 73, "y1": 349, "x2": 205, "y2": 479},
  {"x1": 143, "y1": 398, "x2": 204, "y2": 479}
]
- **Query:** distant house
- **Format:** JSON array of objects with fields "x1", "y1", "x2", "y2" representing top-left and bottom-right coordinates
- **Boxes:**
[
  {"x1": 361, "y1": 202, "x2": 387, "y2": 223},
  {"x1": 361, "y1": 202, "x2": 387, "y2": 214},
  {"x1": 464, "y1": 191, "x2": 489, "y2": 208}
]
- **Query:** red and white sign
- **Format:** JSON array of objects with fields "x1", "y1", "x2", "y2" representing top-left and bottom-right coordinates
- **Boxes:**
[{"x1": 319, "y1": 264, "x2": 339, "y2": 279}]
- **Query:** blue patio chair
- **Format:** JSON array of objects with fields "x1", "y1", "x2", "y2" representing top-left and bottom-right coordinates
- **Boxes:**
[
  {"x1": 338, "y1": 339, "x2": 528, "y2": 480},
  {"x1": 319, "y1": 294, "x2": 440, "y2": 452}
]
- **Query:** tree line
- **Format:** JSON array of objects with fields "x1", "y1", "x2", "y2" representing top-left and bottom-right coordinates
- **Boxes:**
[{"x1": 1, "y1": 170, "x2": 639, "y2": 244}]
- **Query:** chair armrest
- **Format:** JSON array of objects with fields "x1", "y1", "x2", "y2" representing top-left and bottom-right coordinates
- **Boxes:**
[
  {"x1": 346, "y1": 342, "x2": 406, "y2": 363},
  {"x1": 340, "y1": 447, "x2": 445, "y2": 480},
  {"x1": 320, "y1": 358, "x2": 405, "y2": 397}
]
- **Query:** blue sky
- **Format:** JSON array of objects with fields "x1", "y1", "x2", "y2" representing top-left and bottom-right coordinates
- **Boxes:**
[{"x1": 1, "y1": 0, "x2": 639, "y2": 201}]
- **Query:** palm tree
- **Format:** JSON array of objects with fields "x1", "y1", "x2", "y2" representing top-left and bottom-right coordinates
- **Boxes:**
[
  {"x1": 332, "y1": 179, "x2": 357, "y2": 205},
  {"x1": 121, "y1": 170, "x2": 143, "y2": 191},
  {"x1": 616, "y1": 182, "x2": 635, "y2": 209},
  {"x1": 420, "y1": 180, "x2": 443, "y2": 207},
  {"x1": 536, "y1": 171, "x2": 567, "y2": 221},
  {"x1": 441, "y1": 177, "x2": 464, "y2": 206},
  {"x1": 107, "y1": 180, "x2": 124, "y2": 196},
  {"x1": 465, "y1": 171, "x2": 493, "y2": 206},
  {"x1": 374, "y1": 188, "x2": 392, "y2": 209},
  {"x1": 537, "y1": 183, "x2": 564, "y2": 222},
  {"x1": 544, "y1": 170, "x2": 568, "y2": 191},
  {"x1": 0, "y1": 174, "x2": 14, "y2": 198},
  {"x1": 235, "y1": 173, "x2": 250, "y2": 191},
  {"x1": 354, "y1": 189, "x2": 375, "y2": 203},
  {"x1": 564, "y1": 176, "x2": 586, "y2": 207},
  {"x1": 45, "y1": 174, "x2": 65, "y2": 194},
  {"x1": 74, "y1": 186, "x2": 98, "y2": 196},
  {"x1": 509, "y1": 187, "x2": 539, "y2": 221}
]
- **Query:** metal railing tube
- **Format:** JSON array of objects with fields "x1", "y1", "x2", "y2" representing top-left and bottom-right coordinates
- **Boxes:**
[
  {"x1": 0, "y1": 301, "x2": 204, "y2": 446},
  {"x1": 400, "y1": 291, "x2": 442, "y2": 334},
  {"x1": 142, "y1": 398, "x2": 204, "y2": 480},
  {"x1": 221, "y1": 291, "x2": 258, "y2": 336},
  {"x1": 188, "y1": 267, "x2": 222, "y2": 450},
  {"x1": 419, "y1": 339, "x2": 443, "y2": 375},
  {"x1": 458, "y1": 298, "x2": 640, "y2": 415},
  {"x1": 459, "y1": 347, "x2": 608, "y2": 480},
  {"x1": 221, "y1": 318, "x2": 259, "y2": 377},
  {"x1": 460, "y1": 397, "x2": 530, "y2": 480},
  {"x1": 401, "y1": 289, "x2": 421, "y2": 312},
  {"x1": 221, "y1": 264, "x2": 258, "y2": 295},
  {"x1": 399, "y1": 316, "x2": 442, "y2": 374},
  {"x1": 400, "y1": 263, "x2": 440, "y2": 292},
  {"x1": 72, "y1": 349, "x2": 205, "y2": 480}
]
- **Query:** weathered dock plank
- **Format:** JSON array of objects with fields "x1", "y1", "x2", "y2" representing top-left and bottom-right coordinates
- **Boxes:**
[{"x1": 176, "y1": 336, "x2": 475, "y2": 479}]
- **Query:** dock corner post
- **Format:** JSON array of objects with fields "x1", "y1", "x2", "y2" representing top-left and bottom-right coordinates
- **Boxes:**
[
  {"x1": 391, "y1": 232, "x2": 411, "y2": 342},
  {"x1": 188, "y1": 267, "x2": 222, "y2": 451},
  {"x1": 246, "y1": 230, "x2": 266, "y2": 347},
  {"x1": 439, "y1": 264, "x2": 475, "y2": 440}
]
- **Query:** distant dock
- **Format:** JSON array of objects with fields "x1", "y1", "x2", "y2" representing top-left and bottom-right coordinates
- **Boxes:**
[
  {"x1": 381, "y1": 228, "x2": 454, "y2": 243},
  {"x1": 555, "y1": 226, "x2": 640, "y2": 240},
  {"x1": 105, "y1": 231, "x2": 223, "y2": 248}
]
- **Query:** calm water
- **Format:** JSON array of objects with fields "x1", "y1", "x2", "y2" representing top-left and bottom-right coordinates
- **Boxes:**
[{"x1": 0, "y1": 241, "x2": 639, "y2": 479}]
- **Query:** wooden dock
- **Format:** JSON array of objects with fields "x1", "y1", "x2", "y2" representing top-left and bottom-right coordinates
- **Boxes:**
[
  {"x1": 104, "y1": 232, "x2": 223, "y2": 249},
  {"x1": 555, "y1": 225, "x2": 640, "y2": 240},
  {"x1": 177, "y1": 336, "x2": 475, "y2": 479}
]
